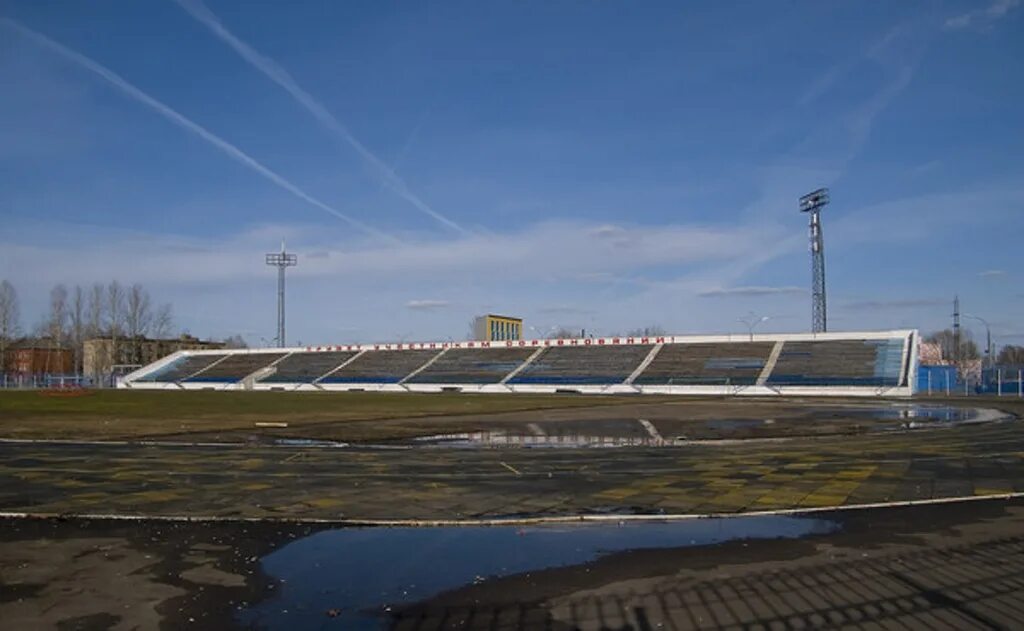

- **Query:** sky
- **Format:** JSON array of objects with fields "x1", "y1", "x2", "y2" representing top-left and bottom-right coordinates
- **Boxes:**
[{"x1": 1, "y1": 0, "x2": 1022, "y2": 347}]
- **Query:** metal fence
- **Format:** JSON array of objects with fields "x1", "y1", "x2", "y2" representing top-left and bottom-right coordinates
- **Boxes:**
[
  {"x1": 979, "y1": 366, "x2": 1024, "y2": 396},
  {"x1": 917, "y1": 365, "x2": 1024, "y2": 397},
  {"x1": 0, "y1": 373, "x2": 103, "y2": 389}
]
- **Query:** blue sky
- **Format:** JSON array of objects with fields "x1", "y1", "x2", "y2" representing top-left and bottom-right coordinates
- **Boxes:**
[{"x1": 1, "y1": 0, "x2": 1022, "y2": 346}]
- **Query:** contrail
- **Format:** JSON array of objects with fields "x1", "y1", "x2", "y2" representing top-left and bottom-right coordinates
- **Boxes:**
[
  {"x1": 173, "y1": 0, "x2": 469, "y2": 235},
  {"x1": 1, "y1": 18, "x2": 396, "y2": 243}
]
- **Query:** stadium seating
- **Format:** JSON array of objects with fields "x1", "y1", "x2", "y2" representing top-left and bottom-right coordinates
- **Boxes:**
[
  {"x1": 259, "y1": 351, "x2": 358, "y2": 383},
  {"x1": 509, "y1": 344, "x2": 653, "y2": 385},
  {"x1": 407, "y1": 348, "x2": 536, "y2": 384},
  {"x1": 766, "y1": 339, "x2": 905, "y2": 387},
  {"x1": 634, "y1": 342, "x2": 775, "y2": 386},
  {"x1": 134, "y1": 353, "x2": 228, "y2": 382},
  {"x1": 184, "y1": 352, "x2": 286, "y2": 383},
  {"x1": 320, "y1": 349, "x2": 440, "y2": 384},
  {"x1": 124, "y1": 331, "x2": 916, "y2": 396}
]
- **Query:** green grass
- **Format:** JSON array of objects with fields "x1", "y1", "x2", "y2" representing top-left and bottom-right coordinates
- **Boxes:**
[{"x1": 0, "y1": 389, "x2": 644, "y2": 440}]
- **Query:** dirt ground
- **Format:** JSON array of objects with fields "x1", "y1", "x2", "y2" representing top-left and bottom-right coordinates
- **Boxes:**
[
  {"x1": 2, "y1": 393, "x2": 1022, "y2": 628},
  {"x1": 2, "y1": 497, "x2": 1022, "y2": 630}
]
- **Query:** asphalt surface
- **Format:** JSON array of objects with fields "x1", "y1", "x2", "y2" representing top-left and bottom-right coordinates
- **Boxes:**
[
  {"x1": 2, "y1": 497, "x2": 1022, "y2": 630},
  {"x1": 3, "y1": 400, "x2": 1024, "y2": 629},
  {"x1": 391, "y1": 498, "x2": 1024, "y2": 630},
  {"x1": 1, "y1": 417, "x2": 1022, "y2": 521}
]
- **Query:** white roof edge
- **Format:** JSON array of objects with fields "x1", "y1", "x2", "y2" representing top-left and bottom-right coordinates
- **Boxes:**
[{"x1": 173, "y1": 329, "x2": 917, "y2": 355}]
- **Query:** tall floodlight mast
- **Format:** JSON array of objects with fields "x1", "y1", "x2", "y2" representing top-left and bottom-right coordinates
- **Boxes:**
[
  {"x1": 265, "y1": 241, "x2": 298, "y2": 348},
  {"x1": 799, "y1": 188, "x2": 830, "y2": 333}
]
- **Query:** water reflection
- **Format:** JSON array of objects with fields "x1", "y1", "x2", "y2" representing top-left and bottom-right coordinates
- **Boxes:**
[
  {"x1": 239, "y1": 516, "x2": 837, "y2": 629},
  {"x1": 392, "y1": 405, "x2": 993, "y2": 448}
]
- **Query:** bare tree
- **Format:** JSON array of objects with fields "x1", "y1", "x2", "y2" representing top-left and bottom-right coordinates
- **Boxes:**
[
  {"x1": 926, "y1": 328, "x2": 981, "y2": 381},
  {"x1": 48, "y1": 284, "x2": 69, "y2": 345},
  {"x1": 125, "y1": 284, "x2": 153, "y2": 338},
  {"x1": 925, "y1": 329, "x2": 980, "y2": 362},
  {"x1": 124, "y1": 284, "x2": 153, "y2": 364},
  {"x1": 627, "y1": 325, "x2": 667, "y2": 337},
  {"x1": 39, "y1": 284, "x2": 69, "y2": 375},
  {"x1": 222, "y1": 334, "x2": 248, "y2": 349},
  {"x1": 0, "y1": 280, "x2": 21, "y2": 377},
  {"x1": 552, "y1": 327, "x2": 577, "y2": 339},
  {"x1": 106, "y1": 281, "x2": 125, "y2": 371},
  {"x1": 87, "y1": 283, "x2": 105, "y2": 338},
  {"x1": 997, "y1": 345, "x2": 1024, "y2": 366},
  {"x1": 69, "y1": 286, "x2": 86, "y2": 374},
  {"x1": 152, "y1": 303, "x2": 174, "y2": 339}
]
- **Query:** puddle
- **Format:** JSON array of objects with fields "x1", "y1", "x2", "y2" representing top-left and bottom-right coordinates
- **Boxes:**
[
  {"x1": 268, "y1": 438, "x2": 349, "y2": 448},
  {"x1": 817, "y1": 404, "x2": 979, "y2": 423},
  {"x1": 375, "y1": 405, "x2": 1004, "y2": 449},
  {"x1": 705, "y1": 418, "x2": 765, "y2": 431},
  {"x1": 386, "y1": 418, "x2": 667, "y2": 449},
  {"x1": 809, "y1": 404, "x2": 1013, "y2": 431},
  {"x1": 238, "y1": 515, "x2": 837, "y2": 629},
  {"x1": 405, "y1": 429, "x2": 672, "y2": 448}
]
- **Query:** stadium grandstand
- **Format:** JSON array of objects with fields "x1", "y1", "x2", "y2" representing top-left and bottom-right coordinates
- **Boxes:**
[{"x1": 121, "y1": 330, "x2": 919, "y2": 397}]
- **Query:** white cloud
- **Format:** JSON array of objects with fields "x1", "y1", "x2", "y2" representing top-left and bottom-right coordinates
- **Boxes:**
[
  {"x1": 405, "y1": 299, "x2": 450, "y2": 311},
  {"x1": 698, "y1": 286, "x2": 805, "y2": 298},
  {"x1": 538, "y1": 306, "x2": 595, "y2": 315},
  {"x1": 840, "y1": 298, "x2": 948, "y2": 311},
  {"x1": 2, "y1": 215, "x2": 798, "y2": 342},
  {"x1": 944, "y1": 0, "x2": 1020, "y2": 30},
  {"x1": 978, "y1": 269, "x2": 1006, "y2": 278},
  {"x1": 830, "y1": 187, "x2": 1024, "y2": 247},
  {"x1": 1, "y1": 218, "x2": 778, "y2": 288}
]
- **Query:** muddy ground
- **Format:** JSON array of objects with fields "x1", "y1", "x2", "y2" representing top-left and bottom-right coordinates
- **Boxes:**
[{"x1": 2, "y1": 497, "x2": 1022, "y2": 629}]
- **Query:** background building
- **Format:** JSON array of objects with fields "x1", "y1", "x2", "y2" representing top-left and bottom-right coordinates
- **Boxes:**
[
  {"x1": 1, "y1": 338, "x2": 74, "y2": 384},
  {"x1": 472, "y1": 314, "x2": 523, "y2": 342},
  {"x1": 83, "y1": 334, "x2": 224, "y2": 381}
]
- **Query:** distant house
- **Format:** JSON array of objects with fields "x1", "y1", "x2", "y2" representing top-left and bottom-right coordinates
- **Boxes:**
[
  {"x1": 83, "y1": 334, "x2": 225, "y2": 380},
  {"x1": 1, "y1": 338, "x2": 74, "y2": 378}
]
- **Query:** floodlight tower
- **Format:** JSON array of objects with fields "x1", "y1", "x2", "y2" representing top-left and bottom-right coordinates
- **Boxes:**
[
  {"x1": 799, "y1": 188, "x2": 830, "y2": 333},
  {"x1": 265, "y1": 241, "x2": 298, "y2": 348}
]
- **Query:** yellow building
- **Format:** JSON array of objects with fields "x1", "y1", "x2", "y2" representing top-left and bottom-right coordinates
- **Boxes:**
[{"x1": 473, "y1": 314, "x2": 523, "y2": 342}]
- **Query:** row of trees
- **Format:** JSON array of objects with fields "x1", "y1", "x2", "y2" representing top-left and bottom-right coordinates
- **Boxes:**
[
  {"x1": 924, "y1": 328, "x2": 1024, "y2": 366},
  {"x1": 0, "y1": 279, "x2": 175, "y2": 374}
]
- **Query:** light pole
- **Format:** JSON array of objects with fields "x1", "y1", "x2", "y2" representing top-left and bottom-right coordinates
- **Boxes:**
[
  {"x1": 265, "y1": 241, "x2": 298, "y2": 348},
  {"x1": 799, "y1": 189, "x2": 830, "y2": 333},
  {"x1": 963, "y1": 314, "x2": 993, "y2": 369},
  {"x1": 738, "y1": 314, "x2": 769, "y2": 342}
]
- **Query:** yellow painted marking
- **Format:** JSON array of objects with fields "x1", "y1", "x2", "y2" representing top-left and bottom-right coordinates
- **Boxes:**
[
  {"x1": 835, "y1": 466, "x2": 878, "y2": 480},
  {"x1": 974, "y1": 485, "x2": 1013, "y2": 496},
  {"x1": 800, "y1": 493, "x2": 851, "y2": 507},
  {"x1": 593, "y1": 488, "x2": 637, "y2": 501},
  {"x1": 133, "y1": 489, "x2": 183, "y2": 503},
  {"x1": 307, "y1": 498, "x2": 343, "y2": 508}
]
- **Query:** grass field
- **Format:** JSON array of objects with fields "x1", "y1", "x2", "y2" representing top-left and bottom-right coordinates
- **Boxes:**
[
  {"x1": 0, "y1": 389, "x2": 647, "y2": 441},
  {"x1": 1, "y1": 389, "x2": 1019, "y2": 443}
]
